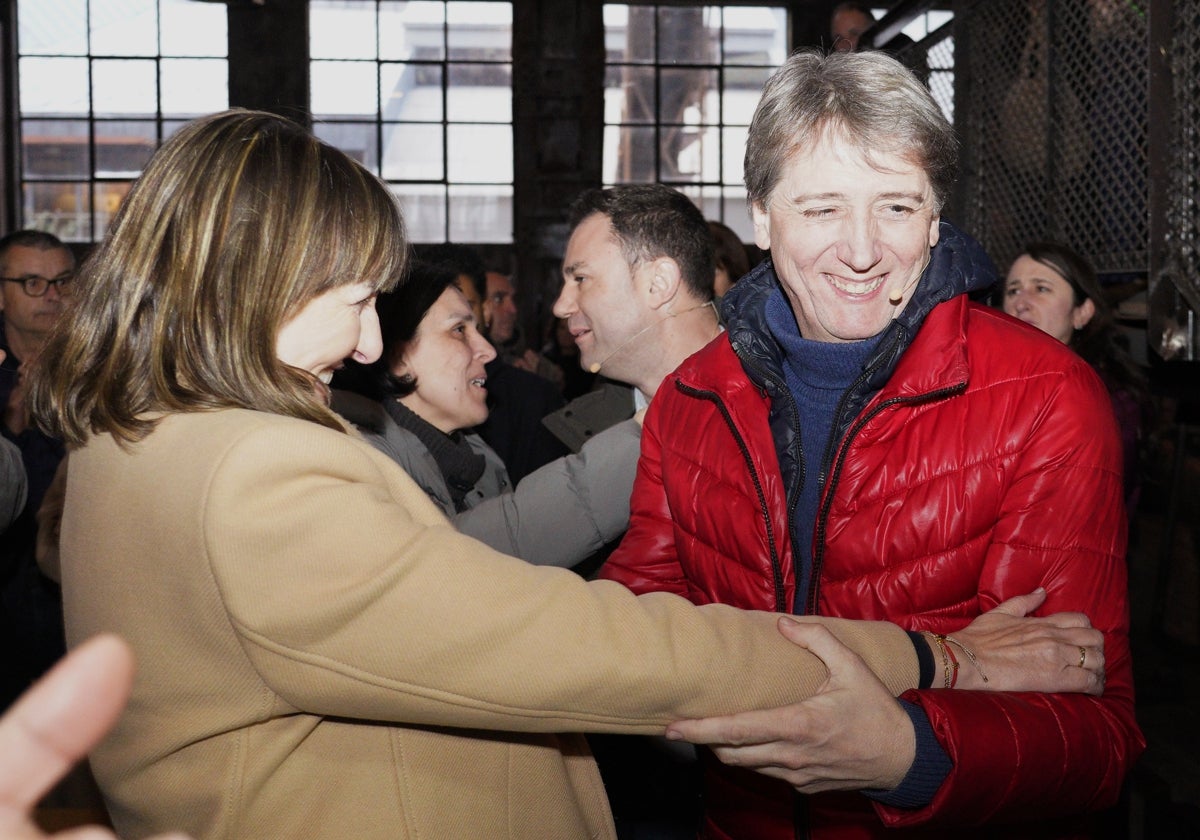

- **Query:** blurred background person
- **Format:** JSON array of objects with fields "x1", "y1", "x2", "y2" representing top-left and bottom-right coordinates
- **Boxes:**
[
  {"x1": 1003, "y1": 240, "x2": 1147, "y2": 509},
  {"x1": 708, "y1": 220, "x2": 752, "y2": 299}
]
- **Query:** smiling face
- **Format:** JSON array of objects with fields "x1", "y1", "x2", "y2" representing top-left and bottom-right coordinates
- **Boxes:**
[
  {"x1": 393, "y1": 286, "x2": 497, "y2": 434},
  {"x1": 276, "y1": 281, "x2": 383, "y2": 385},
  {"x1": 1003, "y1": 254, "x2": 1095, "y2": 344},
  {"x1": 554, "y1": 212, "x2": 654, "y2": 380},
  {"x1": 752, "y1": 133, "x2": 940, "y2": 344}
]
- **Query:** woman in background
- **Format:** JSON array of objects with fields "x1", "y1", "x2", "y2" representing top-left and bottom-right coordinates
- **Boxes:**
[
  {"x1": 332, "y1": 260, "x2": 638, "y2": 568},
  {"x1": 1004, "y1": 241, "x2": 1146, "y2": 507}
]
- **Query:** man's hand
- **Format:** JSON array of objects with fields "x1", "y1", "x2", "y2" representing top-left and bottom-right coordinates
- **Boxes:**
[
  {"x1": 665, "y1": 618, "x2": 915, "y2": 794},
  {"x1": 0, "y1": 634, "x2": 189, "y2": 840},
  {"x1": 948, "y1": 588, "x2": 1105, "y2": 695}
]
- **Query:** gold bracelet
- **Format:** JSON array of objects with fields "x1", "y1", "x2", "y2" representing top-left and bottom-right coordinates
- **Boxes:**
[
  {"x1": 943, "y1": 634, "x2": 989, "y2": 684},
  {"x1": 924, "y1": 632, "x2": 957, "y2": 688}
]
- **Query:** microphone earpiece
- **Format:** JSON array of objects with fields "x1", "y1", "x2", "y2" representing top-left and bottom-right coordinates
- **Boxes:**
[
  {"x1": 888, "y1": 288, "x2": 904, "y2": 305},
  {"x1": 585, "y1": 299, "x2": 717, "y2": 376}
]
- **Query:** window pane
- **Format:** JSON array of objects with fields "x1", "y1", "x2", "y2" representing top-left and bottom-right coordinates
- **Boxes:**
[
  {"x1": 604, "y1": 6, "x2": 655, "y2": 64},
  {"x1": 22, "y1": 120, "x2": 88, "y2": 178},
  {"x1": 447, "y1": 63, "x2": 511, "y2": 122},
  {"x1": 383, "y1": 124, "x2": 444, "y2": 180},
  {"x1": 723, "y1": 8, "x2": 788, "y2": 65},
  {"x1": 95, "y1": 182, "x2": 134, "y2": 238},
  {"x1": 720, "y1": 188, "x2": 754, "y2": 241},
  {"x1": 90, "y1": 0, "x2": 157, "y2": 57},
  {"x1": 381, "y1": 1, "x2": 446, "y2": 61},
  {"x1": 447, "y1": 2, "x2": 511, "y2": 61},
  {"x1": 20, "y1": 57, "x2": 89, "y2": 115},
  {"x1": 605, "y1": 65, "x2": 655, "y2": 125},
  {"x1": 24, "y1": 181, "x2": 91, "y2": 242},
  {"x1": 18, "y1": 0, "x2": 87, "y2": 56},
  {"x1": 449, "y1": 184, "x2": 512, "y2": 242},
  {"x1": 660, "y1": 68, "x2": 719, "y2": 125},
  {"x1": 95, "y1": 121, "x2": 157, "y2": 177},
  {"x1": 660, "y1": 124, "x2": 719, "y2": 183},
  {"x1": 312, "y1": 61, "x2": 379, "y2": 117},
  {"x1": 394, "y1": 184, "x2": 447, "y2": 242},
  {"x1": 447, "y1": 124, "x2": 511, "y2": 183},
  {"x1": 311, "y1": 0, "x2": 378, "y2": 60},
  {"x1": 314, "y1": 122, "x2": 380, "y2": 173},
  {"x1": 657, "y1": 7, "x2": 713, "y2": 65},
  {"x1": 604, "y1": 125, "x2": 656, "y2": 183},
  {"x1": 161, "y1": 59, "x2": 228, "y2": 117},
  {"x1": 722, "y1": 125, "x2": 748, "y2": 184},
  {"x1": 723, "y1": 66, "x2": 773, "y2": 124},
  {"x1": 93, "y1": 59, "x2": 158, "y2": 117},
  {"x1": 382, "y1": 63, "x2": 443, "y2": 121},
  {"x1": 160, "y1": 0, "x2": 228, "y2": 58}
]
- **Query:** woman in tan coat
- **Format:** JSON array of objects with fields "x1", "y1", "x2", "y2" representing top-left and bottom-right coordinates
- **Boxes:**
[{"x1": 28, "y1": 110, "x2": 1103, "y2": 840}]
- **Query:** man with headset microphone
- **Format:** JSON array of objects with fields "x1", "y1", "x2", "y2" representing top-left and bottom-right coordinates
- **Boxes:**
[{"x1": 545, "y1": 184, "x2": 725, "y2": 453}]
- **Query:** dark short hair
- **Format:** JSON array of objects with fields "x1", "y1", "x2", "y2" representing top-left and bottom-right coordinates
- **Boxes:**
[
  {"x1": 0, "y1": 229, "x2": 73, "y2": 267},
  {"x1": 422, "y1": 243, "x2": 487, "y2": 303},
  {"x1": 567, "y1": 184, "x2": 715, "y2": 302}
]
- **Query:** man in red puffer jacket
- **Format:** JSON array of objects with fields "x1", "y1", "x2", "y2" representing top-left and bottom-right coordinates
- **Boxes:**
[{"x1": 602, "y1": 48, "x2": 1143, "y2": 839}]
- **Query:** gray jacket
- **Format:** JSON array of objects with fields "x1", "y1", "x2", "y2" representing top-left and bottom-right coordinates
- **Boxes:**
[{"x1": 332, "y1": 391, "x2": 640, "y2": 568}]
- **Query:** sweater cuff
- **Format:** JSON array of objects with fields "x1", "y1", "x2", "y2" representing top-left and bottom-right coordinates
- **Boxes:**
[
  {"x1": 906, "y1": 630, "x2": 934, "y2": 689},
  {"x1": 863, "y1": 700, "x2": 951, "y2": 809}
]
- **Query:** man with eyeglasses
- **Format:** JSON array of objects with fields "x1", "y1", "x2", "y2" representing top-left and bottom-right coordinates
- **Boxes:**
[{"x1": 1, "y1": 229, "x2": 74, "y2": 711}]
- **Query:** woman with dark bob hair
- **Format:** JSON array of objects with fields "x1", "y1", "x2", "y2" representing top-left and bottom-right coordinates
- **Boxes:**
[
  {"x1": 331, "y1": 259, "x2": 639, "y2": 567},
  {"x1": 29, "y1": 110, "x2": 1103, "y2": 840},
  {"x1": 1003, "y1": 241, "x2": 1146, "y2": 506}
]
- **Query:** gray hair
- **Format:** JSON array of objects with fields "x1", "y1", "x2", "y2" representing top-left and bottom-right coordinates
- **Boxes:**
[{"x1": 744, "y1": 49, "x2": 957, "y2": 212}]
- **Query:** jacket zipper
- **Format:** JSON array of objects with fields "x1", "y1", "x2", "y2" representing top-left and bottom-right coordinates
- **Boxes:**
[
  {"x1": 806, "y1": 381, "x2": 968, "y2": 616},
  {"x1": 674, "y1": 380, "x2": 789, "y2": 613}
]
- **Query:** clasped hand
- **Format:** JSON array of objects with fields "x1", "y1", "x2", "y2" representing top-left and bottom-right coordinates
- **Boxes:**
[{"x1": 663, "y1": 588, "x2": 1105, "y2": 794}]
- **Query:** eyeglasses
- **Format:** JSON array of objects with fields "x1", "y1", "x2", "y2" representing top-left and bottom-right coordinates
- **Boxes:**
[{"x1": 0, "y1": 273, "x2": 73, "y2": 297}]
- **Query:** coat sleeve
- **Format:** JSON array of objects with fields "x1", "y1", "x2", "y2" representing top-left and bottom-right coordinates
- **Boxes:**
[
  {"x1": 875, "y1": 360, "x2": 1144, "y2": 827},
  {"x1": 597, "y1": 391, "x2": 695, "y2": 597},
  {"x1": 453, "y1": 419, "x2": 640, "y2": 567},
  {"x1": 201, "y1": 421, "x2": 921, "y2": 735}
]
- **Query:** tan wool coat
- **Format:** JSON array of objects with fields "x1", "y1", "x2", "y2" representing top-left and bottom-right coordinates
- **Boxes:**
[{"x1": 59, "y1": 409, "x2": 918, "y2": 840}]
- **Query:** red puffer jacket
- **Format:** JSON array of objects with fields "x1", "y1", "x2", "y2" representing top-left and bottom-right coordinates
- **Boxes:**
[{"x1": 603, "y1": 289, "x2": 1143, "y2": 838}]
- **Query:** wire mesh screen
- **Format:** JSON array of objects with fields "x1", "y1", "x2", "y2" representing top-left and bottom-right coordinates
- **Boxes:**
[
  {"x1": 954, "y1": 0, "x2": 1148, "y2": 277},
  {"x1": 1161, "y1": 1, "x2": 1200, "y2": 308}
]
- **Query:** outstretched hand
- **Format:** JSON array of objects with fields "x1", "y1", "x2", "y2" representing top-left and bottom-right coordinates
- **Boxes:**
[
  {"x1": 949, "y1": 588, "x2": 1105, "y2": 695},
  {"x1": 0, "y1": 634, "x2": 190, "y2": 840},
  {"x1": 665, "y1": 618, "x2": 915, "y2": 794}
]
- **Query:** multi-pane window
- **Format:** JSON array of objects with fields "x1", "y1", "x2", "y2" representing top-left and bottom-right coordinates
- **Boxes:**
[
  {"x1": 14, "y1": 0, "x2": 228, "y2": 241},
  {"x1": 602, "y1": 5, "x2": 788, "y2": 242},
  {"x1": 886, "y1": 8, "x2": 955, "y2": 123},
  {"x1": 309, "y1": 0, "x2": 513, "y2": 244}
]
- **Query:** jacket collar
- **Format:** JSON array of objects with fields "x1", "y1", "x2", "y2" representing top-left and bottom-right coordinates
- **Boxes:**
[{"x1": 718, "y1": 220, "x2": 995, "y2": 397}]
